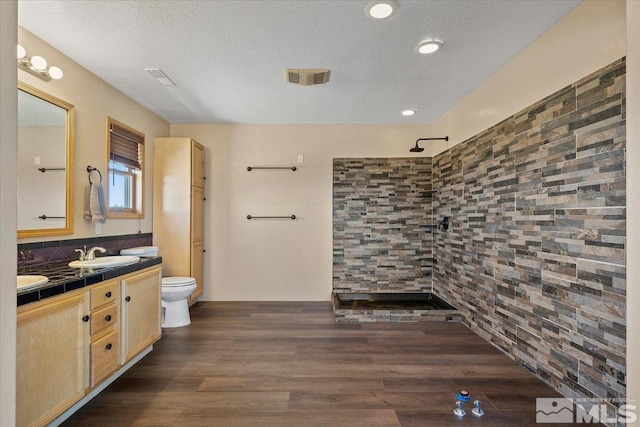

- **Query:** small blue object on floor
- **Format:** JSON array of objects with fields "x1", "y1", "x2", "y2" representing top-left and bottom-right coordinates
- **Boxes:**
[{"x1": 456, "y1": 389, "x2": 471, "y2": 402}]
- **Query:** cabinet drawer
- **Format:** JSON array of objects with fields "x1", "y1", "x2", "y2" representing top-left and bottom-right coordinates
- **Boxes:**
[
  {"x1": 90, "y1": 280, "x2": 118, "y2": 310},
  {"x1": 91, "y1": 303, "x2": 117, "y2": 335},
  {"x1": 91, "y1": 330, "x2": 119, "y2": 387}
]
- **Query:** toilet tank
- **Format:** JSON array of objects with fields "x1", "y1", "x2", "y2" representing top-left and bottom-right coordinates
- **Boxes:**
[{"x1": 120, "y1": 246, "x2": 159, "y2": 257}]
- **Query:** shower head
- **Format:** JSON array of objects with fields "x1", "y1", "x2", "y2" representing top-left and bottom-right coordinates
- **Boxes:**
[
  {"x1": 410, "y1": 136, "x2": 449, "y2": 153},
  {"x1": 409, "y1": 143, "x2": 424, "y2": 153}
]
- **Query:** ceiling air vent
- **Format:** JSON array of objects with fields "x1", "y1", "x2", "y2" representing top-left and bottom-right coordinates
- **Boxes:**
[
  {"x1": 285, "y1": 69, "x2": 330, "y2": 86},
  {"x1": 144, "y1": 68, "x2": 176, "y2": 86}
]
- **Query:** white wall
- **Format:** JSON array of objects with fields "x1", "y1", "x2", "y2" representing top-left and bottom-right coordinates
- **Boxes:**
[
  {"x1": 170, "y1": 123, "x2": 431, "y2": 301},
  {"x1": 626, "y1": 0, "x2": 639, "y2": 420},
  {"x1": 0, "y1": 1, "x2": 17, "y2": 425},
  {"x1": 17, "y1": 28, "x2": 170, "y2": 244},
  {"x1": 432, "y1": 0, "x2": 626, "y2": 153}
]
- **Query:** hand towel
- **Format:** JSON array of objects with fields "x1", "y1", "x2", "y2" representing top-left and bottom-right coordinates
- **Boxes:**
[
  {"x1": 90, "y1": 182, "x2": 107, "y2": 224},
  {"x1": 83, "y1": 185, "x2": 92, "y2": 220}
]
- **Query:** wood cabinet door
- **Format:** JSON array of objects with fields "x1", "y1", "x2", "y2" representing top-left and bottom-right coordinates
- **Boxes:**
[
  {"x1": 191, "y1": 141, "x2": 205, "y2": 188},
  {"x1": 121, "y1": 267, "x2": 162, "y2": 363},
  {"x1": 190, "y1": 240, "x2": 205, "y2": 304},
  {"x1": 17, "y1": 291, "x2": 88, "y2": 427},
  {"x1": 191, "y1": 185, "x2": 204, "y2": 243}
]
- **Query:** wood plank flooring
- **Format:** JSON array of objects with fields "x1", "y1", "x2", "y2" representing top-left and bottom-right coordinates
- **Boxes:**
[{"x1": 62, "y1": 302, "x2": 580, "y2": 426}]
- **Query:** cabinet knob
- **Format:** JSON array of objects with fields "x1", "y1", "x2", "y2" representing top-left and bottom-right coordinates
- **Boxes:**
[
  {"x1": 105, "y1": 291, "x2": 112, "y2": 298},
  {"x1": 125, "y1": 296, "x2": 131, "y2": 302},
  {"x1": 106, "y1": 343, "x2": 112, "y2": 350},
  {"x1": 82, "y1": 315, "x2": 90, "y2": 322},
  {"x1": 203, "y1": 197, "x2": 206, "y2": 201},
  {"x1": 203, "y1": 249, "x2": 206, "y2": 253},
  {"x1": 105, "y1": 314, "x2": 112, "y2": 322}
]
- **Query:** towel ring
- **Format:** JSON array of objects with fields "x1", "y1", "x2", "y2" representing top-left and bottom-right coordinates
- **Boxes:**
[{"x1": 87, "y1": 166, "x2": 102, "y2": 184}]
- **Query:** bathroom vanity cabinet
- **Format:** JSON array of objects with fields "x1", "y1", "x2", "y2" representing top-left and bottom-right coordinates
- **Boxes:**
[
  {"x1": 16, "y1": 265, "x2": 162, "y2": 427},
  {"x1": 153, "y1": 137, "x2": 205, "y2": 304},
  {"x1": 17, "y1": 291, "x2": 87, "y2": 427},
  {"x1": 121, "y1": 267, "x2": 162, "y2": 361}
]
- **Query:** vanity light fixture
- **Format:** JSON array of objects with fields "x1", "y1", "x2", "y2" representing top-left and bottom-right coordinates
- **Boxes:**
[
  {"x1": 17, "y1": 44, "x2": 63, "y2": 81},
  {"x1": 401, "y1": 109, "x2": 417, "y2": 116},
  {"x1": 415, "y1": 40, "x2": 443, "y2": 55},
  {"x1": 365, "y1": 0, "x2": 397, "y2": 20}
]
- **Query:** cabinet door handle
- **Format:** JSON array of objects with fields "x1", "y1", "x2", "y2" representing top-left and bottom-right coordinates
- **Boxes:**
[
  {"x1": 106, "y1": 343, "x2": 112, "y2": 350},
  {"x1": 82, "y1": 315, "x2": 90, "y2": 322},
  {"x1": 105, "y1": 314, "x2": 112, "y2": 322},
  {"x1": 105, "y1": 291, "x2": 112, "y2": 298},
  {"x1": 125, "y1": 296, "x2": 131, "y2": 302}
]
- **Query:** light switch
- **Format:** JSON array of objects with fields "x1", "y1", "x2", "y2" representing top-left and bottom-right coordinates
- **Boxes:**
[{"x1": 297, "y1": 154, "x2": 304, "y2": 164}]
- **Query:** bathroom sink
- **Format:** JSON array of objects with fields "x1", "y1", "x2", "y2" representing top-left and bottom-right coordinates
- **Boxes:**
[
  {"x1": 68, "y1": 255, "x2": 140, "y2": 269},
  {"x1": 17, "y1": 275, "x2": 49, "y2": 291}
]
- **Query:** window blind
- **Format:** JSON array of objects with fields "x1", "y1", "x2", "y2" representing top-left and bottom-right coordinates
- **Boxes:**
[{"x1": 109, "y1": 123, "x2": 144, "y2": 170}]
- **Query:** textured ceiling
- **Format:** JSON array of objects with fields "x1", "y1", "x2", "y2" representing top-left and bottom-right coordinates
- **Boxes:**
[{"x1": 18, "y1": 0, "x2": 582, "y2": 125}]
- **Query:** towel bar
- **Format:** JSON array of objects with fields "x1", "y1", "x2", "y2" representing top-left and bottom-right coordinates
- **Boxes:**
[
  {"x1": 247, "y1": 166, "x2": 296, "y2": 171},
  {"x1": 38, "y1": 167, "x2": 65, "y2": 173},
  {"x1": 247, "y1": 215, "x2": 296, "y2": 220}
]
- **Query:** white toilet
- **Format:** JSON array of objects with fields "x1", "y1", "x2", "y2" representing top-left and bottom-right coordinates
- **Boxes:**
[
  {"x1": 160, "y1": 277, "x2": 197, "y2": 328},
  {"x1": 120, "y1": 246, "x2": 197, "y2": 328}
]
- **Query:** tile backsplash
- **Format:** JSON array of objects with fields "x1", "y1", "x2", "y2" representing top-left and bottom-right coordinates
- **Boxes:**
[{"x1": 17, "y1": 233, "x2": 152, "y2": 267}]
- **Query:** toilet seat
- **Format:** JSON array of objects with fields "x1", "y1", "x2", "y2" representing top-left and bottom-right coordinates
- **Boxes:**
[{"x1": 162, "y1": 277, "x2": 196, "y2": 287}]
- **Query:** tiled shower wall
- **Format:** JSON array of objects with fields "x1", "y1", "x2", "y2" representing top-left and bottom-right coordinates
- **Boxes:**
[
  {"x1": 433, "y1": 58, "x2": 626, "y2": 408},
  {"x1": 333, "y1": 158, "x2": 433, "y2": 293}
]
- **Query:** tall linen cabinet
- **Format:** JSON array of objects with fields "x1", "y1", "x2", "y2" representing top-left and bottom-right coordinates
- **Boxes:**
[{"x1": 153, "y1": 138, "x2": 205, "y2": 304}]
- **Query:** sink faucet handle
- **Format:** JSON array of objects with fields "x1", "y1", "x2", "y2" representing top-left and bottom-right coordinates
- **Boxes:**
[
  {"x1": 86, "y1": 246, "x2": 107, "y2": 260},
  {"x1": 75, "y1": 248, "x2": 87, "y2": 261}
]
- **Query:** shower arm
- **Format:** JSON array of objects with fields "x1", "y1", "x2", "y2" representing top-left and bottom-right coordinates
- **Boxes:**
[
  {"x1": 416, "y1": 136, "x2": 449, "y2": 144},
  {"x1": 412, "y1": 136, "x2": 449, "y2": 152}
]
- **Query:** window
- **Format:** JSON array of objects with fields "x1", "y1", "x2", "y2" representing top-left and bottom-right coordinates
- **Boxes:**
[{"x1": 106, "y1": 117, "x2": 144, "y2": 218}]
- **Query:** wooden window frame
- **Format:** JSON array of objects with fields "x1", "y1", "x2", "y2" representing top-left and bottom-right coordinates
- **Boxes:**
[{"x1": 105, "y1": 117, "x2": 144, "y2": 219}]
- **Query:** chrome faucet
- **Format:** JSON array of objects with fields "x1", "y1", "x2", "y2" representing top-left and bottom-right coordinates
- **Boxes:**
[
  {"x1": 75, "y1": 246, "x2": 88, "y2": 261},
  {"x1": 75, "y1": 246, "x2": 106, "y2": 261},
  {"x1": 86, "y1": 246, "x2": 106, "y2": 260}
]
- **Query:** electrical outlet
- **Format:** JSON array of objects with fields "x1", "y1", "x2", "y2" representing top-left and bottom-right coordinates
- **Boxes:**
[
  {"x1": 95, "y1": 223, "x2": 101, "y2": 234},
  {"x1": 297, "y1": 154, "x2": 304, "y2": 164}
]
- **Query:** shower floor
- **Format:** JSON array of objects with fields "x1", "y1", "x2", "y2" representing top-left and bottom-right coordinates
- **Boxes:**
[{"x1": 332, "y1": 292, "x2": 460, "y2": 322}]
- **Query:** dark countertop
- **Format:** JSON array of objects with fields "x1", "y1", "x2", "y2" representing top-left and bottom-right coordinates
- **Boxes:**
[{"x1": 17, "y1": 256, "x2": 162, "y2": 307}]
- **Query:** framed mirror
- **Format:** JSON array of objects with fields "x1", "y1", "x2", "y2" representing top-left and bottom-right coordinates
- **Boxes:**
[{"x1": 17, "y1": 82, "x2": 74, "y2": 238}]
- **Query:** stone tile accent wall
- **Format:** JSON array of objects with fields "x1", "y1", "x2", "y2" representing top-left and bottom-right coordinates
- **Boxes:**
[
  {"x1": 432, "y1": 58, "x2": 626, "y2": 414},
  {"x1": 333, "y1": 158, "x2": 434, "y2": 293}
]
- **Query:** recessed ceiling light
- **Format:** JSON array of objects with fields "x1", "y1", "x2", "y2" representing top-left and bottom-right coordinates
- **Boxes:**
[
  {"x1": 415, "y1": 40, "x2": 443, "y2": 55},
  {"x1": 365, "y1": 1, "x2": 397, "y2": 20},
  {"x1": 401, "y1": 109, "x2": 417, "y2": 116}
]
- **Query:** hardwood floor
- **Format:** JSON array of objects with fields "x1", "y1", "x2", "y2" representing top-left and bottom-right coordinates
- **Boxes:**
[{"x1": 62, "y1": 302, "x2": 578, "y2": 426}]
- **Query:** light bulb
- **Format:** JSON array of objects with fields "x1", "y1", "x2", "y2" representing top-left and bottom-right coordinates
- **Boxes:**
[
  {"x1": 401, "y1": 109, "x2": 417, "y2": 116},
  {"x1": 30, "y1": 55, "x2": 47, "y2": 71},
  {"x1": 365, "y1": 1, "x2": 397, "y2": 20},
  {"x1": 48, "y1": 66, "x2": 63, "y2": 80},
  {"x1": 17, "y1": 44, "x2": 26, "y2": 59},
  {"x1": 415, "y1": 40, "x2": 443, "y2": 55}
]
